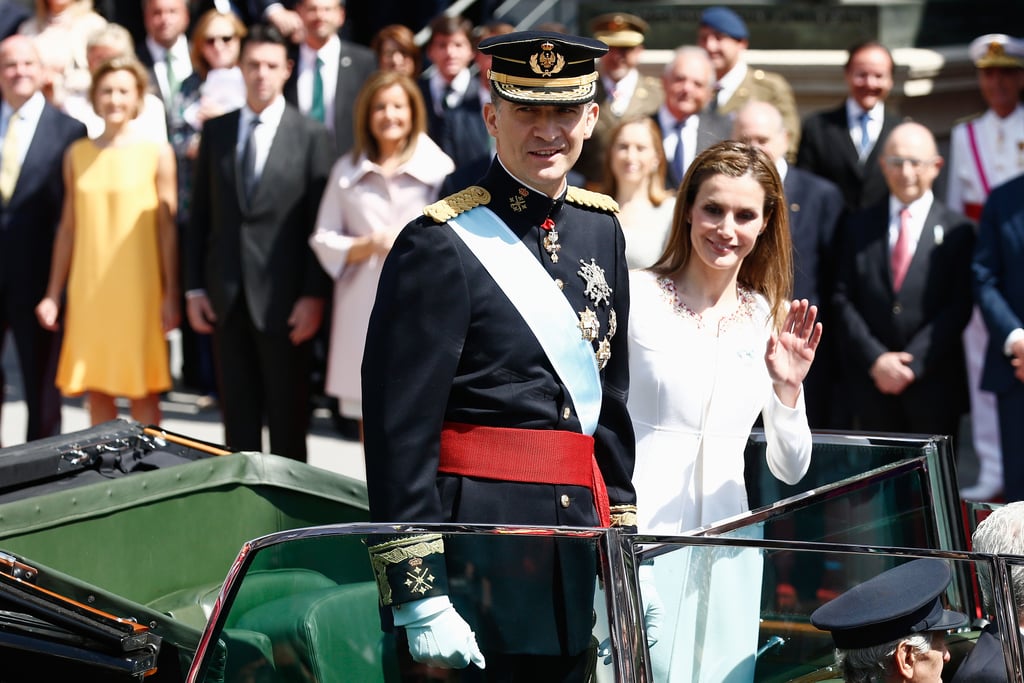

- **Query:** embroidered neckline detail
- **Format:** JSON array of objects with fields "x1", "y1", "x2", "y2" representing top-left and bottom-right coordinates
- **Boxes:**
[{"x1": 656, "y1": 276, "x2": 757, "y2": 331}]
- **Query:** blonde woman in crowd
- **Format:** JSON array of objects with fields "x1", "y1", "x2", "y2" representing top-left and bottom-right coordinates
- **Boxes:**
[
  {"x1": 19, "y1": 0, "x2": 106, "y2": 106},
  {"x1": 603, "y1": 115, "x2": 675, "y2": 269},
  {"x1": 36, "y1": 57, "x2": 178, "y2": 426},
  {"x1": 309, "y1": 71, "x2": 453, "y2": 435}
]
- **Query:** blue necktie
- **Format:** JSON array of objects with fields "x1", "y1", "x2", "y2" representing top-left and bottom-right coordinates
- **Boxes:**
[
  {"x1": 858, "y1": 111, "x2": 872, "y2": 158},
  {"x1": 310, "y1": 56, "x2": 325, "y2": 123},
  {"x1": 671, "y1": 120, "x2": 686, "y2": 187}
]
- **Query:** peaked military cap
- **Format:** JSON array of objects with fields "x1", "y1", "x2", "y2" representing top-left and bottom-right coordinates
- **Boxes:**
[
  {"x1": 699, "y1": 6, "x2": 749, "y2": 41},
  {"x1": 478, "y1": 31, "x2": 608, "y2": 105},
  {"x1": 590, "y1": 12, "x2": 649, "y2": 48},
  {"x1": 969, "y1": 33, "x2": 1024, "y2": 69},
  {"x1": 810, "y1": 559, "x2": 968, "y2": 650}
]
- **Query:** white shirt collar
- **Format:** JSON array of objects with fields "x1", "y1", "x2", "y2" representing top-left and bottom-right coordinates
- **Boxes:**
[
  {"x1": 846, "y1": 97, "x2": 885, "y2": 123},
  {"x1": 775, "y1": 157, "x2": 788, "y2": 181},
  {"x1": 1, "y1": 90, "x2": 45, "y2": 124},
  {"x1": 242, "y1": 95, "x2": 287, "y2": 128},
  {"x1": 715, "y1": 61, "x2": 747, "y2": 104},
  {"x1": 300, "y1": 34, "x2": 340, "y2": 68}
]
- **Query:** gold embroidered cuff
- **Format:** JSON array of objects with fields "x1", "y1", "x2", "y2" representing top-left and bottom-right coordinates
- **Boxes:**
[
  {"x1": 610, "y1": 504, "x2": 638, "y2": 528},
  {"x1": 367, "y1": 534, "x2": 445, "y2": 606}
]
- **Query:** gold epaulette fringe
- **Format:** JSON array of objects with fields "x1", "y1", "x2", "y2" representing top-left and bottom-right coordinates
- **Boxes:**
[
  {"x1": 566, "y1": 186, "x2": 619, "y2": 213},
  {"x1": 423, "y1": 186, "x2": 492, "y2": 223}
]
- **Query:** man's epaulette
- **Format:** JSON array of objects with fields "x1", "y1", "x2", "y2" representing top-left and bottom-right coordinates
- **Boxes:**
[
  {"x1": 953, "y1": 111, "x2": 984, "y2": 127},
  {"x1": 423, "y1": 186, "x2": 492, "y2": 223},
  {"x1": 566, "y1": 186, "x2": 619, "y2": 214}
]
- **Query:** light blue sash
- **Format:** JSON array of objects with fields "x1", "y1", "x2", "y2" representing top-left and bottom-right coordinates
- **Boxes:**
[{"x1": 447, "y1": 206, "x2": 602, "y2": 435}]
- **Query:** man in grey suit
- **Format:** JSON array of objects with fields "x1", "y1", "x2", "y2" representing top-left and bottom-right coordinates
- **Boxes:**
[
  {"x1": 0, "y1": 36, "x2": 86, "y2": 444},
  {"x1": 186, "y1": 24, "x2": 332, "y2": 462},
  {"x1": 284, "y1": 0, "x2": 375, "y2": 157},
  {"x1": 654, "y1": 46, "x2": 731, "y2": 190}
]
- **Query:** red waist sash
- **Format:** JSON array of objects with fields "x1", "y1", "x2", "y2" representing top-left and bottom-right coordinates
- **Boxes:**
[{"x1": 438, "y1": 422, "x2": 611, "y2": 527}]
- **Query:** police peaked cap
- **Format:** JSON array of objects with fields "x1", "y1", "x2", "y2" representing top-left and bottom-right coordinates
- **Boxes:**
[
  {"x1": 810, "y1": 558, "x2": 968, "y2": 650},
  {"x1": 478, "y1": 31, "x2": 608, "y2": 105}
]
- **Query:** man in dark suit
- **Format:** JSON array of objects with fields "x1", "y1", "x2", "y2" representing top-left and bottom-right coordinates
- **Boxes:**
[
  {"x1": 137, "y1": 0, "x2": 193, "y2": 110},
  {"x1": 283, "y1": 0, "x2": 375, "y2": 157},
  {"x1": 186, "y1": 24, "x2": 332, "y2": 462},
  {"x1": 952, "y1": 501, "x2": 1024, "y2": 682},
  {"x1": 975, "y1": 174, "x2": 1024, "y2": 502},
  {"x1": 0, "y1": 36, "x2": 86, "y2": 444},
  {"x1": 0, "y1": 2, "x2": 28, "y2": 41},
  {"x1": 734, "y1": 101, "x2": 846, "y2": 427},
  {"x1": 655, "y1": 45, "x2": 731, "y2": 190},
  {"x1": 419, "y1": 14, "x2": 491, "y2": 170},
  {"x1": 797, "y1": 41, "x2": 899, "y2": 211},
  {"x1": 833, "y1": 122, "x2": 974, "y2": 440}
]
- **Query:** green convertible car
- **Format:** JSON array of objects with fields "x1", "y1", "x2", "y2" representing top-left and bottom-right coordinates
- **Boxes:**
[{"x1": 0, "y1": 420, "x2": 1018, "y2": 682}]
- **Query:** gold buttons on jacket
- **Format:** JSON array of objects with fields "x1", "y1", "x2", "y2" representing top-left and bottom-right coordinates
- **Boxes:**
[
  {"x1": 562, "y1": 406, "x2": 571, "y2": 420},
  {"x1": 554, "y1": 278, "x2": 564, "y2": 290},
  {"x1": 560, "y1": 494, "x2": 571, "y2": 508}
]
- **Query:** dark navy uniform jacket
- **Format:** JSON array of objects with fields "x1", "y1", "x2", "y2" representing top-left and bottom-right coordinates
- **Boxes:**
[{"x1": 362, "y1": 159, "x2": 636, "y2": 656}]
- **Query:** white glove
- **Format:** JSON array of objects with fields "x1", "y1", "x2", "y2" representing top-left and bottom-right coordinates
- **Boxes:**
[{"x1": 394, "y1": 596, "x2": 486, "y2": 670}]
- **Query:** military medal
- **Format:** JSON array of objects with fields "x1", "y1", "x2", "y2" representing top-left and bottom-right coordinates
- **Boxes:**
[
  {"x1": 607, "y1": 309, "x2": 617, "y2": 338},
  {"x1": 541, "y1": 217, "x2": 560, "y2": 263},
  {"x1": 596, "y1": 338, "x2": 611, "y2": 370},
  {"x1": 578, "y1": 258, "x2": 612, "y2": 307},
  {"x1": 578, "y1": 307, "x2": 599, "y2": 341}
]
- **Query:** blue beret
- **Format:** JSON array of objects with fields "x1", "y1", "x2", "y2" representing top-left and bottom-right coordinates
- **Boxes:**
[
  {"x1": 810, "y1": 559, "x2": 968, "y2": 649},
  {"x1": 699, "y1": 6, "x2": 749, "y2": 41},
  {"x1": 478, "y1": 31, "x2": 608, "y2": 105}
]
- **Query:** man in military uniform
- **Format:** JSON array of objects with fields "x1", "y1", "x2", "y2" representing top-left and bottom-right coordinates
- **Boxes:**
[
  {"x1": 362, "y1": 31, "x2": 636, "y2": 679},
  {"x1": 947, "y1": 34, "x2": 1024, "y2": 502},
  {"x1": 697, "y1": 5, "x2": 800, "y2": 158},
  {"x1": 574, "y1": 12, "x2": 663, "y2": 187},
  {"x1": 811, "y1": 558, "x2": 968, "y2": 682}
]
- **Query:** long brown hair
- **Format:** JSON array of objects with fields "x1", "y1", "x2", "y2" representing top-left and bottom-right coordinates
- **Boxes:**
[
  {"x1": 602, "y1": 116, "x2": 670, "y2": 207},
  {"x1": 350, "y1": 70, "x2": 427, "y2": 165},
  {"x1": 652, "y1": 140, "x2": 793, "y2": 327}
]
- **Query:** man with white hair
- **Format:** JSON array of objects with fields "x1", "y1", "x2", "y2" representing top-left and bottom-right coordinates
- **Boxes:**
[
  {"x1": 654, "y1": 45, "x2": 731, "y2": 189},
  {"x1": 952, "y1": 501, "x2": 1024, "y2": 681}
]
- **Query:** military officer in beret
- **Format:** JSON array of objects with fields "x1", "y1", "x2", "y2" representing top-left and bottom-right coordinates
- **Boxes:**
[
  {"x1": 574, "y1": 11, "x2": 663, "y2": 187},
  {"x1": 362, "y1": 30, "x2": 636, "y2": 679},
  {"x1": 947, "y1": 33, "x2": 1024, "y2": 503},
  {"x1": 697, "y1": 5, "x2": 800, "y2": 159},
  {"x1": 811, "y1": 558, "x2": 968, "y2": 682}
]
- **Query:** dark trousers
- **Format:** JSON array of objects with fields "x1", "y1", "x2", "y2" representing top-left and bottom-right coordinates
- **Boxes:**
[
  {"x1": 213, "y1": 299, "x2": 311, "y2": 462},
  {"x1": 998, "y1": 384, "x2": 1024, "y2": 502},
  {"x1": 0, "y1": 292, "x2": 62, "y2": 444}
]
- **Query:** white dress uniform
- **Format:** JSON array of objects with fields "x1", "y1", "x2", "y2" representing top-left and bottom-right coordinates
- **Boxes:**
[{"x1": 946, "y1": 33, "x2": 1024, "y2": 500}]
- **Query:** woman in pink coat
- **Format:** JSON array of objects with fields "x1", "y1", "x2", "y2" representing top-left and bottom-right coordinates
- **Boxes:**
[{"x1": 310, "y1": 71, "x2": 454, "y2": 432}]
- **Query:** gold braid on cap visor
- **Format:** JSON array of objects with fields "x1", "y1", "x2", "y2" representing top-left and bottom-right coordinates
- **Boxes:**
[{"x1": 488, "y1": 70, "x2": 598, "y2": 103}]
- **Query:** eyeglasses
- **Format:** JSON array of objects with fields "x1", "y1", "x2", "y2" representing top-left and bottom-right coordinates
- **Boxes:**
[
  {"x1": 204, "y1": 35, "x2": 237, "y2": 46},
  {"x1": 883, "y1": 156, "x2": 936, "y2": 169}
]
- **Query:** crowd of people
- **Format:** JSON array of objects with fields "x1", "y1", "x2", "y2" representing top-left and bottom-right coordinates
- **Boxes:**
[
  {"x1": 2, "y1": 1, "x2": 1024, "y2": 679},
  {"x1": 0, "y1": 3, "x2": 1022, "y2": 484}
]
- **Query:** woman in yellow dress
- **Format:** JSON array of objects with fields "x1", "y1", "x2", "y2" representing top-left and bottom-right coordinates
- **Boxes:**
[{"x1": 36, "y1": 57, "x2": 178, "y2": 426}]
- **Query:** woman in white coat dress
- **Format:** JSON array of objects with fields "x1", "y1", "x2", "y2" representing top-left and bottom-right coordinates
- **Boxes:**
[
  {"x1": 310, "y1": 71, "x2": 454, "y2": 427},
  {"x1": 628, "y1": 141, "x2": 820, "y2": 682}
]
